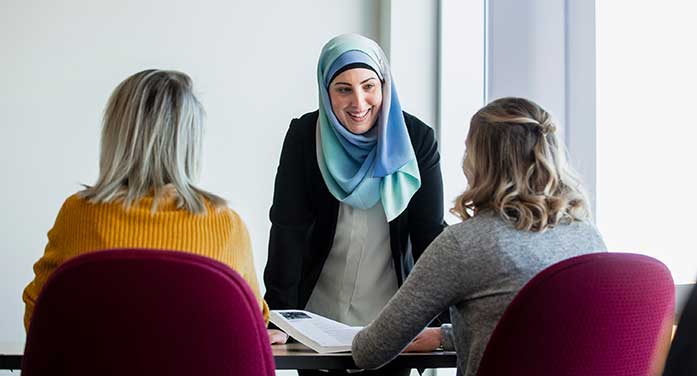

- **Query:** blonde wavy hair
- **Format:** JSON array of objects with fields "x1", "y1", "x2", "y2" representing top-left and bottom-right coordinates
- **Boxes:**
[
  {"x1": 451, "y1": 97, "x2": 590, "y2": 232},
  {"x1": 80, "y1": 69, "x2": 225, "y2": 214}
]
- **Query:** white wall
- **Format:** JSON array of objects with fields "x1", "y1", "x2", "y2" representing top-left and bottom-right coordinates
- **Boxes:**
[
  {"x1": 379, "y1": 0, "x2": 439, "y2": 128},
  {"x1": 0, "y1": 0, "x2": 379, "y2": 355},
  {"x1": 565, "y1": 0, "x2": 596, "y2": 214},
  {"x1": 487, "y1": 0, "x2": 566, "y2": 131},
  {"x1": 487, "y1": 0, "x2": 596, "y2": 214},
  {"x1": 439, "y1": 0, "x2": 486, "y2": 224}
]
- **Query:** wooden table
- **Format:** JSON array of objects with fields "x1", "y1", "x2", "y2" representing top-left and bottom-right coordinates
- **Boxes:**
[{"x1": 1, "y1": 342, "x2": 457, "y2": 370}]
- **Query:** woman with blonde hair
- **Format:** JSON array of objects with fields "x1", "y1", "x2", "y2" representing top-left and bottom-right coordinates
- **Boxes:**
[
  {"x1": 22, "y1": 69, "x2": 283, "y2": 342},
  {"x1": 352, "y1": 97, "x2": 607, "y2": 376}
]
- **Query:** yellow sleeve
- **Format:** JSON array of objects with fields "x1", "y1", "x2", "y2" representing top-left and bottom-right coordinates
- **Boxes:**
[
  {"x1": 22, "y1": 198, "x2": 76, "y2": 331},
  {"x1": 228, "y1": 209, "x2": 270, "y2": 325}
]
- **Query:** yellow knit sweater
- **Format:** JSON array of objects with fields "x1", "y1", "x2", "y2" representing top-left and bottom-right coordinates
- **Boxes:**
[{"x1": 23, "y1": 192, "x2": 270, "y2": 330}]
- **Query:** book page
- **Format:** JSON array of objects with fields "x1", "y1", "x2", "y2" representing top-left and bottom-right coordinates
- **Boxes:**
[{"x1": 271, "y1": 310, "x2": 363, "y2": 351}]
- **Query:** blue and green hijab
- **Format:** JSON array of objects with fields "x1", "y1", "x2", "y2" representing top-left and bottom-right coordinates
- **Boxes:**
[{"x1": 316, "y1": 34, "x2": 421, "y2": 222}]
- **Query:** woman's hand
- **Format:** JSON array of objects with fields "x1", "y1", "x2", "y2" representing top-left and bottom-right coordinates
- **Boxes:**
[
  {"x1": 268, "y1": 329, "x2": 289, "y2": 345},
  {"x1": 404, "y1": 328, "x2": 441, "y2": 352}
]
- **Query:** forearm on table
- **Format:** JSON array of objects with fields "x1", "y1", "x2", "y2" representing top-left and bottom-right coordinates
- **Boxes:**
[{"x1": 352, "y1": 242, "x2": 458, "y2": 368}]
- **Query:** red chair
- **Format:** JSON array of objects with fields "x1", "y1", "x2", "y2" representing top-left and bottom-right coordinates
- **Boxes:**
[
  {"x1": 477, "y1": 252, "x2": 674, "y2": 376},
  {"x1": 22, "y1": 248, "x2": 274, "y2": 376}
]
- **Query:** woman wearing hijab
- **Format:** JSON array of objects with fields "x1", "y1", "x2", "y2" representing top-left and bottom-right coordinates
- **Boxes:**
[{"x1": 264, "y1": 34, "x2": 445, "y2": 375}]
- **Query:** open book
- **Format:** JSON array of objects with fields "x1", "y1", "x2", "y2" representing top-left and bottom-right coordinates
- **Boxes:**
[{"x1": 269, "y1": 310, "x2": 363, "y2": 353}]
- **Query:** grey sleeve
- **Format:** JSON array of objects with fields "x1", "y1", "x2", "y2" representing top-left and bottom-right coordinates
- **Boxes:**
[{"x1": 351, "y1": 229, "x2": 468, "y2": 369}]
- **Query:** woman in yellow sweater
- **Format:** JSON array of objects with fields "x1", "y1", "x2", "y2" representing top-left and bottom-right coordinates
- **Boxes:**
[{"x1": 22, "y1": 69, "x2": 285, "y2": 343}]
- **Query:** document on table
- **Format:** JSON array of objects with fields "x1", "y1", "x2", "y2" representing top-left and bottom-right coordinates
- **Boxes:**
[{"x1": 270, "y1": 310, "x2": 362, "y2": 353}]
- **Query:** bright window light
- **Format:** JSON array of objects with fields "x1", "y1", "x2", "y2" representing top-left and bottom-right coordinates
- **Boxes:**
[{"x1": 596, "y1": 1, "x2": 697, "y2": 284}]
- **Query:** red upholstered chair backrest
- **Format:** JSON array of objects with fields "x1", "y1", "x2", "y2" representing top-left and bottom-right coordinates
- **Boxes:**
[
  {"x1": 477, "y1": 252, "x2": 675, "y2": 376},
  {"x1": 22, "y1": 248, "x2": 274, "y2": 376}
]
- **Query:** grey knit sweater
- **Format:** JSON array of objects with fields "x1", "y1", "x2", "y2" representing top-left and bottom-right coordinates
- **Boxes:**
[{"x1": 351, "y1": 210, "x2": 606, "y2": 376}]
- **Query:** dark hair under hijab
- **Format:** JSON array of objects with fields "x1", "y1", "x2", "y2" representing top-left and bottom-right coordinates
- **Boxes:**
[{"x1": 328, "y1": 62, "x2": 379, "y2": 85}]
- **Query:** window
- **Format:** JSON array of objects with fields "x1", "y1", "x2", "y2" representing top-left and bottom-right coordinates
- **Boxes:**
[{"x1": 596, "y1": 1, "x2": 697, "y2": 283}]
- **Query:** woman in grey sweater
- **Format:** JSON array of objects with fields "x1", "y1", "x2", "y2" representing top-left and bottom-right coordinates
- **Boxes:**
[{"x1": 351, "y1": 97, "x2": 607, "y2": 376}]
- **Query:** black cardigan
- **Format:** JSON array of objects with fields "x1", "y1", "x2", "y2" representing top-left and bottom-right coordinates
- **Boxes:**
[{"x1": 264, "y1": 110, "x2": 446, "y2": 311}]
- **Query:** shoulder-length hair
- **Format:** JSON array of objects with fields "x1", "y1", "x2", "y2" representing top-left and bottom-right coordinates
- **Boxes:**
[
  {"x1": 80, "y1": 69, "x2": 225, "y2": 214},
  {"x1": 451, "y1": 97, "x2": 590, "y2": 232}
]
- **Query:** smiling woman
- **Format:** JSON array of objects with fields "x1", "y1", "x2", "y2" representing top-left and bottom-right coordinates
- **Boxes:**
[
  {"x1": 328, "y1": 68, "x2": 382, "y2": 135},
  {"x1": 263, "y1": 33, "x2": 447, "y2": 376}
]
